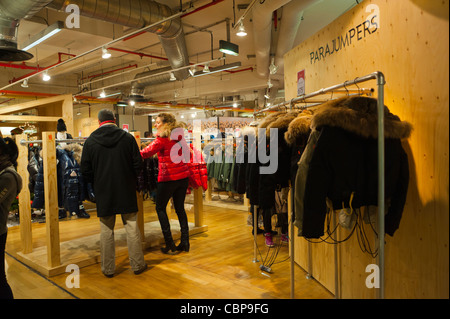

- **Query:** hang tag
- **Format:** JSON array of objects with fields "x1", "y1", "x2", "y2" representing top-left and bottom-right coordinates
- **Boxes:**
[{"x1": 339, "y1": 208, "x2": 356, "y2": 229}]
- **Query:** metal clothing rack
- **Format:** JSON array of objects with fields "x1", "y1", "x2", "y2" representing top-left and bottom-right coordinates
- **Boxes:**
[{"x1": 254, "y1": 71, "x2": 386, "y2": 299}]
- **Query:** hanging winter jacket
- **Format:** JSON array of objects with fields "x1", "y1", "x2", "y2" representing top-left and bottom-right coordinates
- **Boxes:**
[
  {"x1": 27, "y1": 147, "x2": 40, "y2": 194},
  {"x1": 31, "y1": 147, "x2": 87, "y2": 213},
  {"x1": 188, "y1": 144, "x2": 208, "y2": 191},
  {"x1": 284, "y1": 110, "x2": 313, "y2": 187},
  {"x1": 294, "y1": 96, "x2": 412, "y2": 238},
  {"x1": 258, "y1": 111, "x2": 299, "y2": 209}
]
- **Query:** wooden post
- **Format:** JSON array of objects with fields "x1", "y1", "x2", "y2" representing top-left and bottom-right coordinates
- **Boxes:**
[
  {"x1": 42, "y1": 132, "x2": 60, "y2": 268},
  {"x1": 193, "y1": 188, "x2": 203, "y2": 227},
  {"x1": 16, "y1": 134, "x2": 32, "y2": 253},
  {"x1": 61, "y1": 95, "x2": 74, "y2": 134},
  {"x1": 192, "y1": 119, "x2": 204, "y2": 227},
  {"x1": 206, "y1": 180, "x2": 212, "y2": 201},
  {"x1": 131, "y1": 131, "x2": 145, "y2": 241}
]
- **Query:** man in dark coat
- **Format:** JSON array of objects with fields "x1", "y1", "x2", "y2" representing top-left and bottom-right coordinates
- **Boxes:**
[{"x1": 81, "y1": 109, "x2": 146, "y2": 277}]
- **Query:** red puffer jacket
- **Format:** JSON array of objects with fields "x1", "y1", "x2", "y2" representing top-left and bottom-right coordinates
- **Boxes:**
[
  {"x1": 188, "y1": 144, "x2": 208, "y2": 191},
  {"x1": 140, "y1": 136, "x2": 189, "y2": 182}
]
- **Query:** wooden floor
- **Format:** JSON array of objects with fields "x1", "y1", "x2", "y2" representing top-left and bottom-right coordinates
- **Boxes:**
[{"x1": 4, "y1": 198, "x2": 334, "y2": 299}]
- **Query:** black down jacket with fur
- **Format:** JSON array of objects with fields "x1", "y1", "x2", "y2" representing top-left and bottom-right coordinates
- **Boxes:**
[{"x1": 295, "y1": 96, "x2": 412, "y2": 238}]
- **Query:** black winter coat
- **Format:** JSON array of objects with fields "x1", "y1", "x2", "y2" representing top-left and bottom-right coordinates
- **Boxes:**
[
  {"x1": 80, "y1": 124, "x2": 143, "y2": 217},
  {"x1": 295, "y1": 96, "x2": 412, "y2": 238}
]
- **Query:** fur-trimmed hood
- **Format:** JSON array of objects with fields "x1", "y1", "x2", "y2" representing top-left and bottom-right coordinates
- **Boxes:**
[
  {"x1": 63, "y1": 143, "x2": 83, "y2": 165},
  {"x1": 311, "y1": 96, "x2": 413, "y2": 139},
  {"x1": 265, "y1": 111, "x2": 301, "y2": 137},
  {"x1": 284, "y1": 110, "x2": 313, "y2": 145}
]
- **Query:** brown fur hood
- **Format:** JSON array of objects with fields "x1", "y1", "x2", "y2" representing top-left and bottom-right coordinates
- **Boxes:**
[
  {"x1": 284, "y1": 110, "x2": 314, "y2": 145},
  {"x1": 63, "y1": 143, "x2": 83, "y2": 164},
  {"x1": 265, "y1": 111, "x2": 301, "y2": 137},
  {"x1": 311, "y1": 96, "x2": 413, "y2": 139}
]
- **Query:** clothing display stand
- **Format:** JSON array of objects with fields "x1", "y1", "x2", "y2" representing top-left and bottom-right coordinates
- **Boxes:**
[
  {"x1": 13, "y1": 131, "x2": 207, "y2": 277},
  {"x1": 255, "y1": 71, "x2": 386, "y2": 299}
]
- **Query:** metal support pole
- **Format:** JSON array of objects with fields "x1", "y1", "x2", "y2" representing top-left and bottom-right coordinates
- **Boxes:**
[
  {"x1": 253, "y1": 205, "x2": 259, "y2": 263},
  {"x1": 333, "y1": 211, "x2": 340, "y2": 299},
  {"x1": 290, "y1": 191, "x2": 295, "y2": 299},
  {"x1": 376, "y1": 72, "x2": 386, "y2": 299}
]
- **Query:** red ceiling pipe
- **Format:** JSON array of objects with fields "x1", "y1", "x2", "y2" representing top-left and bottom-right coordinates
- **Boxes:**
[
  {"x1": 0, "y1": 90, "x2": 58, "y2": 97},
  {"x1": 0, "y1": 62, "x2": 38, "y2": 70},
  {"x1": 81, "y1": 64, "x2": 138, "y2": 81},
  {"x1": 9, "y1": 52, "x2": 77, "y2": 84},
  {"x1": 181, "y1": 0, "x2": 225, "y2": 18},
  {"x1": 122, "y1": 30, "x2": 147, "y2": 42},
  {"x1": 107, "y1": 47, "x2": 168, "y2": 61},
  {"x1": 226, "y1": 67, "x2": 253, "y2": 74}
]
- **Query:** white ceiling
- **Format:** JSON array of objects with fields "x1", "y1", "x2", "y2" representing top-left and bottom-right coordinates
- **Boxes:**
[{"x1": 0, "y1": 0, "x2": 359, "y2": 113}]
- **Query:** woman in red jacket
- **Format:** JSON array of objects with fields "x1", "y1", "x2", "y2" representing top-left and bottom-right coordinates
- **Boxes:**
[{"x1": 141, "y1": 113, "x2": 190, "y2": 254}]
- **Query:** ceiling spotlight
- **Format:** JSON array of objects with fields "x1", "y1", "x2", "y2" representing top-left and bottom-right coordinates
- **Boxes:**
[
  {"x1": 193, "y1": 62, "x2": 241, "y2": 77},
  {"x1": 233, "y1": 103, "x2": 238, "y2": 108},
  {"x1": 99, "y1": 90, "x2": 106, "y2": 98},
  {"x1": 169, "y1": 72, "x2": 176, "y2": 81},
  {"x1": 42, "y1": 71, "x2": 51, "y2": 81},
  {"x1": 129, "y1": 100, "x2": 135, "y2": 106},
  {"x1": 203, "y1": 64, "x2": 210, "y2": 73},
  {"x1": 21, "y1": 79, "x2": 29, "y2": 88},
  {"x1": 269, "y1": 58, "x2": 278, "y2": 75},
  {"x1": 219, "y1": 40, "x2": 239, "y2": 56},
  {"x1": 267, "y1": 78, "x2": 273, "y2": 88},
  {"x1": 236, "y1": 22, "x2": 247, "y2": 37},
  {"x1": 102, "y1": 47, "x2": 111, "y2": 59},
  {"x1": 189, "y1": 66, "x2": 196, "y2": 76}
]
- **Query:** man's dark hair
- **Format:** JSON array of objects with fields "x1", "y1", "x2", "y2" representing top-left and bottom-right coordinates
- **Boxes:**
[{"x1": 98, "y1": 109, "x2": 116, "y2": 122}]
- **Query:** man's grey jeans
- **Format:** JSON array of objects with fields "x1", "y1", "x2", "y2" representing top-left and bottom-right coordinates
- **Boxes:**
[{"x1": 99, "y1": 213, "x2": 146, "y2": 276}]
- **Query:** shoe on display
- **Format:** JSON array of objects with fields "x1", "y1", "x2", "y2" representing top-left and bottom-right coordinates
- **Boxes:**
[
  {"x1": 281, "y1": 233, "x2": 289, "y2": 244},
  {"x1": 264, "y1": 233, "x2": 275, "y2": 248}
]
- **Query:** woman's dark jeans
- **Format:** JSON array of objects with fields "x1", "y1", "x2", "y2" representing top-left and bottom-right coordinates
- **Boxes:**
[{"x1": 155, "y1": 178, "x2": 189, "y2": 242}]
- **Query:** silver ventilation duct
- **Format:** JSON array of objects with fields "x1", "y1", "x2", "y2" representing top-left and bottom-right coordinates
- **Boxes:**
[
  {"x1": 0, "y1": 0, "x2": 53, "y2": 61},
  {"x1": 47, "y1": 0, "x2": 190, "y2": 82},
  {"x1": 130, "y1": 66, "x2": 172, "y2": 97}
]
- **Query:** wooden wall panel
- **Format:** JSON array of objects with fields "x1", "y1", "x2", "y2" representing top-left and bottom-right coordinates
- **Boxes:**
[{"x1": 284, "y1": 0, "x2": 449, "y2": 298}]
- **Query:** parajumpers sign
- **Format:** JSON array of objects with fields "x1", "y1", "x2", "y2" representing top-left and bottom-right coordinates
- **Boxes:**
[{"x1": 309, "y1": 5, "x2": 380, "y2": 64}]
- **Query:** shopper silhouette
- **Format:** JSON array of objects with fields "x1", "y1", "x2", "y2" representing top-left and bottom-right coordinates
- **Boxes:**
[
  {"x1": 141, "y1": 113, "x2": 191, "y2": 254},
  {"x1": 0, "y1": 137, "x2": 22, "y2": 299},
  {"x1": 80, "y1": 109, "x2": 146, "y2": 277}
]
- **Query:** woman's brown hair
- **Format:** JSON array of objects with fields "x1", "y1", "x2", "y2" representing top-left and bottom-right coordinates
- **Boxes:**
[{"x1": 156, "y1": 113, "x2": 181, "y2": 138}]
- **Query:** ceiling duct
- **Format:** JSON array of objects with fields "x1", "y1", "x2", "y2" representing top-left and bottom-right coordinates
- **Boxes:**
[
  {"x1": 252, "y1": 0, "x2": 320, "y2": 79},
  {"x1": 130, "y1": 66, "x2": 172, "y2": 98},
  {"x1": 0, "y1": 0, "x2": 53, "y2": 61},
  {"x1": 47, "y1": 0, "x2": 190, "y2": 81}
]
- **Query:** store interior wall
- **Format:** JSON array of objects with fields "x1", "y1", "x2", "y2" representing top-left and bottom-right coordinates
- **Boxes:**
[{"x1": 284, "y1": 0, "x2": 449, "y2": 299}]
